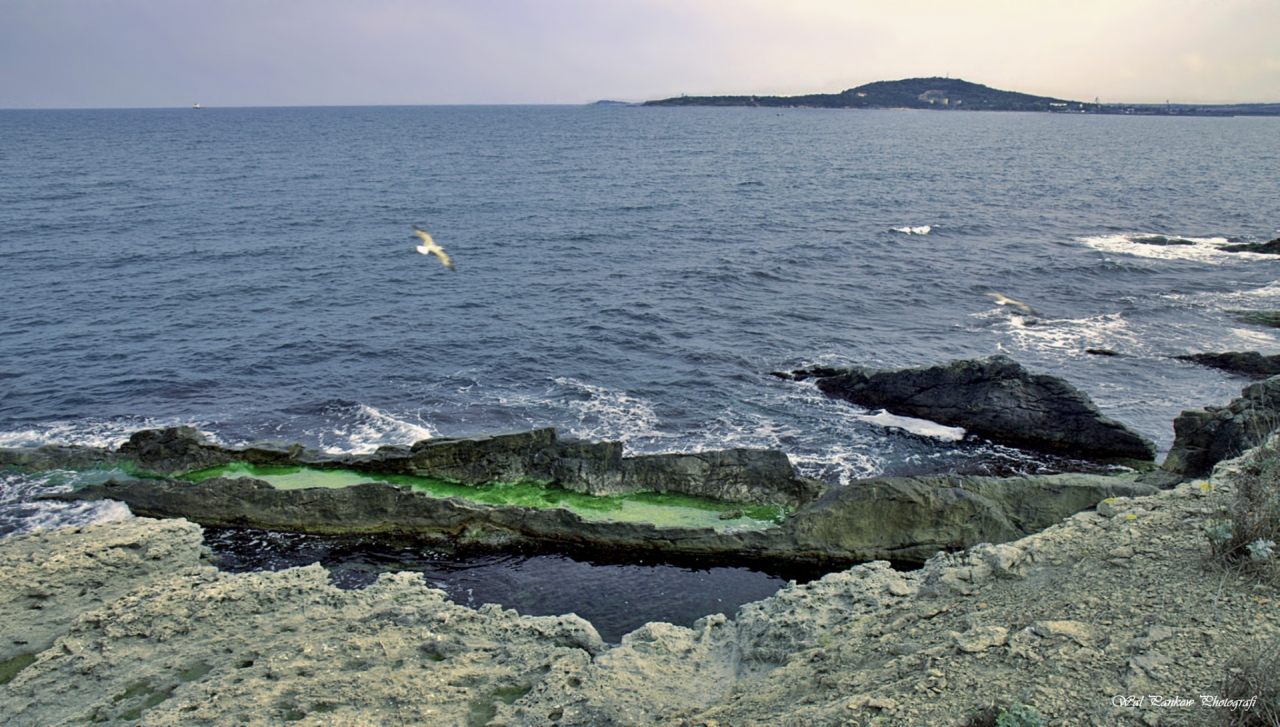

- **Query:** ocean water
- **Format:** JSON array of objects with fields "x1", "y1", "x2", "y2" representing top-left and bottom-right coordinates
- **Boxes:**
[{"x1": 2, "y1": 106, "x2": 1279, "y2": 633}]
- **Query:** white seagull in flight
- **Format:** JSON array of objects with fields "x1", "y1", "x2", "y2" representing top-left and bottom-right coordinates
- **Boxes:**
[
  {"x1": 413, "y1": 227, "x2": 455, "y2": 271},
  {"x1": 986, "y1": 293, "x2": 1037, "y2": 316}
]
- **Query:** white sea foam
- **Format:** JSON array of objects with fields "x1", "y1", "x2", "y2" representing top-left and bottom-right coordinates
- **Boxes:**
[
  {"x1": 788, "y1": 446, "x2": 882, "y2": 487},
  {"x1": 853, "y1": 410, "x2": 966, "y2": 441},
  {"x1": 987, "y1": 311, "x2": 1141, "y2": 357},
  {"x1": 0, "y1": 471, "x2": 134, "y2": 540},
  {"x1": 1078, "y1": 233, "x2": 1258, "y2": 263},
  {"x1": 765, "y1": 382, "x2": 887, "y2": 485},
  {"x1": 551, "y1": 377, "x2": 668, "y2": 452},
  {"x1": 0, "y1": 417, "x2": 190, "y2": 449},
  {"x1": 316, "y1": 404, "x2": 438, "y2": 454},
  {"x1": 890, "y1": 225, "x2": 932, "y2": 235},
  {"x1": 1231, "y1": 327, "x2": 1277, "y2": 345},
  {"x1": 1162, "y1": 282, "x2": 1280, "y2": 314}
]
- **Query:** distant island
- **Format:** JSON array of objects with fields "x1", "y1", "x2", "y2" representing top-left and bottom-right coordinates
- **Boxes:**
[{"x1": 637, "y1": 77, "x2": 1280, "y2": 116}]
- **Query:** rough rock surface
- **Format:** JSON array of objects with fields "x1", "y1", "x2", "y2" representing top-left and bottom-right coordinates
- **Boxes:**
[
  {"x1": 782, "y1": 473, "x2": 1156, "y2": 562},
  {"x1": 52, "y1": 471, "x2": 1155, "y2": 565},
  {"x1": 8, "y1": 426, "x2": 825, "y2": 509},
  {"x1": 0, "y1": 519, "x2": 213, "y2": 664},
  {"x1": 786, "y1": 355, "x2": 1157, "y2": 461},
  {"x1": 0, "y1": 444, "x2": 124, "y2": 471},
  {"x1": 1146, "y1": 374, "x2": 1280, "y2": 482},
  {"x1": 3, "y1": 449, "x2": 1277, "y2": 726},
  {"x1": 1175, "y1": 350, "x2": 1280, "y2": 379}
]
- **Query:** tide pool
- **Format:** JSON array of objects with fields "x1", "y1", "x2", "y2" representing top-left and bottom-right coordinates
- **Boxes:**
[{"x1": 182, "y1": 462, "x2": 788, "y2": 532}]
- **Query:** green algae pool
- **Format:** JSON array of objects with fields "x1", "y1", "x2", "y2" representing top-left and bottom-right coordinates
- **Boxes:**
[{"x1": 180, "y1": 463, "x2": 787, "y2": 532}]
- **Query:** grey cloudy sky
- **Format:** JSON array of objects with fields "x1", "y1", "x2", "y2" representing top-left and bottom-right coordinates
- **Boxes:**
[{"x1": 2, "y1": 0, "x2": 1278, "y2": 108}]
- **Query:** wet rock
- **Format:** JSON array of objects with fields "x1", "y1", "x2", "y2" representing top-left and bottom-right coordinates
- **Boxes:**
[
  {"x1": 616, "y1": 449, "x2": 821, "y2": 506},
  {"x1": 118, "y1": 426, "x2": 239, "y2": 475},
  {"x1": 1143, "y1": 375, "x2": 1280, "y2": 481},
  {"x1": 1217, "y1": 237, "x2": 1280, "y2": 254},
  {"x1": 0, "y1": 444, "x2": 123, "y2": 471},
  {"x1": 51, "y1": 469, "x2": 1153, "y2": 566},
  {"x1": 1230, "y1": 310, "x2": 1280, "y2": 328},
  {"x1": 10, "y1": 426, "x2": 826, "y2": 508},
  {"x1": 1175, "y1": 351, "x2": 1280, "y2": 379},
  {"x1": 47, "y1": 476, "x2": 786, "y2": 561},
  {"x1": 790, "y1": 355, "x2": 1156, "y2": 460}
]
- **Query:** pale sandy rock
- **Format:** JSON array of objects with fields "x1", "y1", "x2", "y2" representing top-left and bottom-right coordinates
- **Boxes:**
[
  {"x1": 1030, "y1": 620, "x2": 1099, "y2": 647},
  {"x1": 969, "y1": 542, "x2": 1026, "y2": 577},
  {"x1": 953, "y1": 625, "x2": 1008, "y2": 652},
  {"x1": 0, "y1": 518, "x2": 213, "y2": 663}
]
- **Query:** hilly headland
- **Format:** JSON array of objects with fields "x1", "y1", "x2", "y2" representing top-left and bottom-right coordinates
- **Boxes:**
[{"x1": 641, "y1": 76, "x2": 1280, "y2": 116}]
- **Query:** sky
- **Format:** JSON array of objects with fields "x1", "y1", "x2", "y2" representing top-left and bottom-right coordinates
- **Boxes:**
[{"x1": 2, "y1": 0, "x2": 1278, "y2": 108}]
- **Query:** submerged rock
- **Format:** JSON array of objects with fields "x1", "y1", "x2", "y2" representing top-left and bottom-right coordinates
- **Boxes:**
[
  {"x1": 1144, "y1": 374, "x2": 1280, "y2": 481},
  {"x1": 1217, "y1": 236, "x2": 1280, "y2": 254},
  {"x1": 1231, "y1": 310, "x2": 1280, "y2": 328},
  {"x1": 788, "y1": 355, "x2": 1156, "y2": 461},
  {"x1": 1175, "y1": 350, "x2": 1280, "y2": 379}
]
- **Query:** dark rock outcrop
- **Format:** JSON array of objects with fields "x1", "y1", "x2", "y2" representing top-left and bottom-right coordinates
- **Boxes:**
[
  {"x1": 787, "y1": 355, "x2": 1156, "y2": 461},
  {"x1": 52, "y1": 471, "x2": 1154, "y2": 565},
  {"x1": 1143, "y1": 375, "x2": 1280, "y2": 482},
  {"x1": 15, "y1": 426, "x2": 825, "y2": 509},
  {"x1": 116, "y1": 426, "x2": 302, "y2": 474},
  {"x1": 1217, "y1": 237, "x2": 1280, "y2": 254},
  {"x1": 0, "y1": 444, "x2": 123, "y2": 471},
  {"x1": 1175, "y1": 351, "x2": 1280, "y2": 379}
]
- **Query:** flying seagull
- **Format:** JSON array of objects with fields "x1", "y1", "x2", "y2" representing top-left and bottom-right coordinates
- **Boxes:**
[
  {"x1": 413, "y1": 226, "x2": 455, "y2": 271},
  {"x1": 986, "y1": 293, "x2": 1037, "y2": 316}
]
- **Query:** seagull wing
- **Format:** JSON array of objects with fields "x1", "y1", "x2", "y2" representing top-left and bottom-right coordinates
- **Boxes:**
[
  {"x1": 987, "y1": 293, "x2": 1036, "y2": 316},
  {"x1": 413, "y1": 227, "x2": 456, "y2": 271}
]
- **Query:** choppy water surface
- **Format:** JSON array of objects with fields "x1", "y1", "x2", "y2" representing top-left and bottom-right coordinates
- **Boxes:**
[{"x1": 2, "y1": 106, "x2": 1278, "y2": 628}]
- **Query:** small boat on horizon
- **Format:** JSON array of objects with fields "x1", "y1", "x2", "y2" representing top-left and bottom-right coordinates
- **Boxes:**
[{"x1": 193, "y1": 103, "x2": 202, "y2": 109}]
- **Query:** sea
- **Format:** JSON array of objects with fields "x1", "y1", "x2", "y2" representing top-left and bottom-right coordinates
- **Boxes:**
[{"x1": 2, "y1": 105, "x2": 1278, "y2": 639}]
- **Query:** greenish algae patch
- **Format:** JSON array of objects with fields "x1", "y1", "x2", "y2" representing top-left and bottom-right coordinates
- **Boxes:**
[
  {"x1": 179, "y1": 663, "x2": 212, "y2": 682},
  {"x1": 0, "y1": 652, "x2": 36, "y2": 685},
  {"x1": 181, "y1": 463, "x2": 787, "y2": 531}
]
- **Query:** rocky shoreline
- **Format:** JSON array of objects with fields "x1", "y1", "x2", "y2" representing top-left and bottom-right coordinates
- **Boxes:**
[
  {"x1": 3, "y1": 446, "x2": 1276, "y2": 726},
  {"x1": 0, "y1": 416, "x2": 1155, "y2": 566},
  {"x1": 5, "y1": 357, "x2": 1279, "y2": 724},
  {"x1": 51, "y1": 468, "x2": 1155, "y2": 566}
]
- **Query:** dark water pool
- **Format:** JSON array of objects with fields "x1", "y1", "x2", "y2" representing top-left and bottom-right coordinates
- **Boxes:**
[{"x1": 203, "y1": 528, "x2": 837, "y2": 643}]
